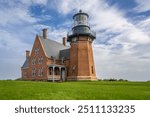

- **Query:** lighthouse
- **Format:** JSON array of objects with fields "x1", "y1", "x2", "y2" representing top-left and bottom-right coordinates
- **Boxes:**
[{"x1": 67, "y1": 10, "x2": 97, "y2": 80}]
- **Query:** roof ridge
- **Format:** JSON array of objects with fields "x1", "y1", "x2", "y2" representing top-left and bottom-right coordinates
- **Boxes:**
[{"x1": 39, "y1": 36, "x2": 65, "y2": 47}]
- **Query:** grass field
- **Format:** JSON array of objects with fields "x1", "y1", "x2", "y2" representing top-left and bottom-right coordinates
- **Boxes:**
[{"x1": 0, "y1": 80, "x2": 150, "y2": 100}]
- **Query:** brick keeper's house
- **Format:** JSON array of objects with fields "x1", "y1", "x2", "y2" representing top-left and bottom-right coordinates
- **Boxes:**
[{"x1": 21, "y1": 10, "x2": 97, "y2": 81}]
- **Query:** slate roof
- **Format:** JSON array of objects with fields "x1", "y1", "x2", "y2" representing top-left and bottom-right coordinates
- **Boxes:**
[
  {"x1": 39, "y1": 36, "x2": 69, "y2": 59},
  {"x1": 60, "y1": 49, "x2": 70, "y2": 60},
  {"x1": 22, "y1": 58, "x2": 29, "y2": 68}
]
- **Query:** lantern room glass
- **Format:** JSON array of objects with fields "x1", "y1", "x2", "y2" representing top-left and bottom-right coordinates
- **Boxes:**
[{"x1": 74, "y1": 14, "x2": 88, "y2": 27}]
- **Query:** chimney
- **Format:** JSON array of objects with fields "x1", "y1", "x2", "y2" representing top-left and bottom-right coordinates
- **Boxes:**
[
  {"x1": 42, "y1": 28, "x2": 47, "y2": 39},
  {"x1": 62, "y1": 37, "x2": 67, "y2": 46},
  {"x1": 26, "y1": 50, "x2": 30, "y2": 58}
]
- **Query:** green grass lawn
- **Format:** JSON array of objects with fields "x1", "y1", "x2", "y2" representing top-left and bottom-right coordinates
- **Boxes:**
[{"x1": 0, "y1": 80, "x2": 150, "y2": 100}]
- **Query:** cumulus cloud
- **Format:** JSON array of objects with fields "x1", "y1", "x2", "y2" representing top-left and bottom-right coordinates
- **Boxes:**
[{"x1": 0, "y1": 8, "x2": 36, "y2": 26}]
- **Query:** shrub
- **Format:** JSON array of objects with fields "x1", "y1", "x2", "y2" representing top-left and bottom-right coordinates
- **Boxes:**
[
  {"x1": 15, "y1": 78, "x2": 22, "y2": 81},
  {"x1": 103, "y1": 78, "x2": 128, "y2": 82}
]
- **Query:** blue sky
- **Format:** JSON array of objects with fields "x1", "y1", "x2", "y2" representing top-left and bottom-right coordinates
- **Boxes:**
[{"x1": 0, "y1": 0, "x2": 150, "y2": 81}]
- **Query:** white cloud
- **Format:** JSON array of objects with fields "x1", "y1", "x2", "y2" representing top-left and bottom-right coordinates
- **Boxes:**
[
  {"x1": 7, "y1": 0, "x2": 48, "y2": 6},
  {"x1": 136, "y1": 17, "x2": 150, "y2": 35},
  {"x1": 56, "y1": 0, "x2": 77, "y2": 14},
  {"x1": 0, "y1": 5, "x2": 37, "y2": 26},
  {"x1": 93, "y1": 44, "x2": 150, "y2": 81},
  {"x1": 134, "y1": 0, "x2": 150, "y2": 12}
]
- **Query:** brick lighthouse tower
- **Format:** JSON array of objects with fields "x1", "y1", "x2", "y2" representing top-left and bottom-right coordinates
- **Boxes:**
[{"x1": 67, "y1": 10, "x2": 97, "y2": 81}]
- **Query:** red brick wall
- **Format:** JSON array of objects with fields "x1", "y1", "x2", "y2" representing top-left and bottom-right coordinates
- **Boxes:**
[
  {"x1": 67, "y1": 41, "x2": 78, "y2": 80},
  {"x1": 25, "y1": 36, "x2": 48, "y2": 80},
  {"x1": 67, "y1": 36, "x2": 96, "y2": 80}
]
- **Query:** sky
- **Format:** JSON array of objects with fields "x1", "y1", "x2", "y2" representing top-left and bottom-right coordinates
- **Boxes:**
[{"x1": 0, "y1": 0, "x2": 150, "y2": 81}]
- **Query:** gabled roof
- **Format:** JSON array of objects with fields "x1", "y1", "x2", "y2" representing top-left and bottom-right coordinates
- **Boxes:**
[{"x1": 39, "y1": 36, "x2": 69, "y2": 59}]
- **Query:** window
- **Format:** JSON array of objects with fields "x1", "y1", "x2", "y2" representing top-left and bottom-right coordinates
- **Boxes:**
[
  {"x1": 41, "y1": 57, "x2": 43, "y2": 64},
  {"x1": 32, "y1": 68, "x2": 36, "y2": 77},
  {"x1": 35, "y1": 47, "x2": 40, "y2": 54},
  {"x1": 38, "y1": 68, "x2": 43, "y2": 76},
  {"x1": 32, "y1": 59, "x2": 33, "y2": 65},
  {"x1": 38, "y1": 57, "x2": 43, "y2": 64},
  {"x1": 41, "y1": 68, "x2": 43, "y2": 76},
  {"x1": 23, "y1": 71, "x2": 27, "y2": 78},
  {"x1": 38, "y1": 68, "x2": 41, "y2": 76},
  {"x1": 32, "y1": 58, "x2": 36, "y2": 65},
  {"x1": 91, "y1": 66, "x2": 94, "y2": 74}
]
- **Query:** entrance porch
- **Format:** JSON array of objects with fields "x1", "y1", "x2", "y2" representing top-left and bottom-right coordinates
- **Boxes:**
[{"x1": 47, "y1": 64, "x2": 66, "y2": 82}]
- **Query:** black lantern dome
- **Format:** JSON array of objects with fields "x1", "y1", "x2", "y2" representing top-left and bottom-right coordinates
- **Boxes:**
[{"x1": 67, "y1": 10, "x2": 96, "y2": 42}]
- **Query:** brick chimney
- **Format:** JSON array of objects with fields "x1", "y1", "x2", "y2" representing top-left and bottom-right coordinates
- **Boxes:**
[
  {"x1": 42, "y1": 28, "x2": 47, "y2": 39},
  {"x1": 26, "y1": 50, "x2": 30, "y2": 58},
  {"x1": 62, "y1": 37, "x2": 67, "y2": 46}
]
